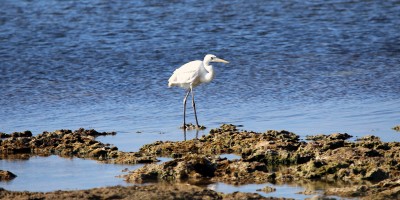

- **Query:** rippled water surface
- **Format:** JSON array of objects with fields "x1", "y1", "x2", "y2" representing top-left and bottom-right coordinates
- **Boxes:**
[{"x1": 1, "y1": 0, "x2": 400, "y2": 197}]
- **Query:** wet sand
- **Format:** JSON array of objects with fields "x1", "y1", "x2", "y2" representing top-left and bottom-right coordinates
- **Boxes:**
[{"x1": 1, "y1": 125, "x2": 400, "y2": 199}]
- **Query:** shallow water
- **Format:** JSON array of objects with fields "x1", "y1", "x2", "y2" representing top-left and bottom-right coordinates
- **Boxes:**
[
  {"x1": 1, "y1": 0, "x2": 400, "y2": 197},
  {"x1": 0, "y1": 155, "x2": 133, "y2": 191},
  {"x1": 207, "y1": 182, "x2": 344, "y2": 199},
  {"x1": 0, "y1": 155, "x2": 346, "y2": 199}
]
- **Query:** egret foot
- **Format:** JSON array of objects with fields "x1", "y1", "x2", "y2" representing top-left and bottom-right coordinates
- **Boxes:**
[{"x1": 180, "y1": 123, "x2": 206, "y2": 130}]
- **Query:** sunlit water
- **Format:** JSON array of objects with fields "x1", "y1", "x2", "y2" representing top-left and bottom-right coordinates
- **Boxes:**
[
  {"x1": 0, "y1": 155, "x2": 344, "y2": 199},
  {"x1": 1, "y1": 0, "x2": 399, "y2": 197},
  {"x1": 0, "y1": 156, "x2": 134, "y2": 191},
  {"x1": 207, "y1": 182, "x2": 345, "y2": 199}
]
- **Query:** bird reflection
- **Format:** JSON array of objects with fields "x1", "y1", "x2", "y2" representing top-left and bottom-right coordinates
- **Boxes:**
[{"x1": 183, "y1": 129, "x2": 199, "y2": 141}]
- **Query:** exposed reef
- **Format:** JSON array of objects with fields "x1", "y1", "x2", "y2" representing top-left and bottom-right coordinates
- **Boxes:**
[
  {"x1": 0, "y1": 184, "x2": 286, "y2": 200},
  {"x1": 0, "y1": 128, "x2": 157, "y2": 164},
  {"x1": 2, "y1": 124, "x2": 400, "y2": 199},
  {"x1": 128, "y1": 124, "x2": 400, "y2": 198}
]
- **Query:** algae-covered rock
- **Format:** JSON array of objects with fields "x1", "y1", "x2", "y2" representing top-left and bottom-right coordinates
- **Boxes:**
[
  {"x1": 180, "y1": 123, "x2": 206, "y2": 130},
  {"x1": 363, "y1": 168, "x2": 389, "y2": 181},
  {"x1": 4, "y1": 124, "x2": 400, "y2": 199},
  {"x1": 124, "y1": 153, "x2": 276, "y2": 185},
  {"x1": 140, "y1": 125, "x2": 302, "y2": 165},
  {"x1": 137, "y1": 124, "x2": 400, "y2": 188},
  {"x1": 325, "y1": 178, "x2": 400, "y2": 199},
  {"x1": 213, "y1": 159, "x2": 275, "y2": 184},
  {"x1": 74, "y1": 128, "x2": 117, "y2": 136},
  {"x1": 325, "y1": 185, "x2": 368, "y2": 197},
  {"x1": 0, "y1": 132, "x2": 10, "y2": 138},
  {"x1": 0, "y1": 128, "x2": 158, "y2": 165},
  {"x1": 125, "y1": 154, "x2": 217, "y2": 183},
  {"x1": 306, "y1": 133, "x2": 352, "y2": 141},
  {"x1": 223, "y1": 191, "x2": 279, "y2": 200},
  {"x1": 0, "y1": 170, "x2": 17, "y2": 181},
  {"x1": 257, "y1": 186, "x2": 276, "y2": 193},
  {"x1": 1, "y1": 184, "x2": 268, "y2": 200},
  {"x1": 11, "y1": 131, "x2": 32, "y2": 138}
]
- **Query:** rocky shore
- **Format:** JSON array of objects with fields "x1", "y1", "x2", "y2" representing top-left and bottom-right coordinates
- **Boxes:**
[
  {"x1": 0, "y1": 184, "x2": 285, "y2": 200},
  {"x1": 1, "y1": 124, "x2": 400, "y2": 199}
]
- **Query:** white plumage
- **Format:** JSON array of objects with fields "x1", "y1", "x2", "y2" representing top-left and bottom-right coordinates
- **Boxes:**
[{"x1": 168, "y1": 54, "x2": 229, "y2": 129}]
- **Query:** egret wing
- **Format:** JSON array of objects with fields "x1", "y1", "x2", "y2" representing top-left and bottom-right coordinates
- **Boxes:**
[{"x1": 168, "y1": 60, "x2": 202, "y2": 87}]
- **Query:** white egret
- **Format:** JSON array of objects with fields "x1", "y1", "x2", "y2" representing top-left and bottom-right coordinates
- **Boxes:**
[{"x1": 168, "y1": 54, "x2": 229, "y2": 129}]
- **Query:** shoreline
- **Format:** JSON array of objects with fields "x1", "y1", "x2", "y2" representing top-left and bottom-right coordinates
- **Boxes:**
[
  {"x1": 0, "y1": 184, "x2": 278, "y2": 200},
  {"x1": 1, "y1": 124, "x2": 400, "y2": 199}
]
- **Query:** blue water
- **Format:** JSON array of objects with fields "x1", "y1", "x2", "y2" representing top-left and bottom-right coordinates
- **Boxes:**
[
  {"x1": 208, "y1": 182, "x2": 345, "y2": 200},
  {"x1": 1, "y1": 0, "x2": 399, "y2": 197},
  {"x1": 0, "y1": 156, "x2": 134, "y2": 191}
]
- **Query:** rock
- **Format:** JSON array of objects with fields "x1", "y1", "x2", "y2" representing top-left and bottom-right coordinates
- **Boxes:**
[
  {"x1": 74, "y1": 128, "x2": 116, "y2": 136},
  {"x1": 213, "y1": 159, "x2": 275, "y2": 184},
  {"x1": 296, "y1": 189, "x2": 317, "y2": 195},
  {"x1": 0, "y1": 170, "x2": 17, "y2": 181},
  {"x1": 322, "y1": 140, "x2": 345, "y2": 150},
  {"x1": 125, "y1": 155, "x2": 217, "y2": 183},
  {"x1": 11, "y1": 131, "x2": 32, "y2": 138},
  {"x1": 363, "y1": 168, "x2": 389, "y2": 181},
  {"x1": 393, "y1": 125, "x2": 400, "y2": 132},
  {"x1": 223, "y1": 191, "x2": 276, "y2": 200},
  {"x1": 325, "y1": 185, "x2": 368, "y2": 197},
  {"x1": 328, "y1": 133, "x2": 352, "y2": 140},
  {"x1": 108, "y1": 152, "x2": 159, "y2": 164},
  {"x1": 0, "y1": 183, "x2": 288, "y2": 200},
  {"x1": 0, "y1": 128, "x2": 156, "y2": 165},
  {"x1": 3, "y1": 124, "x2": 400, "y2": 199},
  {"x1": 137, "y1": 124, "x2": 400, "y2": 188},
  {"x1": 125, "y1": 153, "x2": 277, "y2": 185},
  {"x1": 0, "y1": 132, "x2": 10, "y2": 138},
  {"x1": 325, "y1": 178, "x2": 400, "y2": 198},
  {"x1": 181, "y1": 123, "x2": 206, "y2": 130},
  {"x1": 0, "y1": 184, "x2": 238, "y2": 200},
  {"x1": 257, "y1": 186, "x2": 276, "y2": 193},
  {"x1": 364, "y1": 149, "x2": 382, "y2": 157},
  {"x1": 356, "y1": 135, "x2": 381, "y2": 142},
  {"x1": 306, "y1": 133, "x2": 352, "y2": 141}
]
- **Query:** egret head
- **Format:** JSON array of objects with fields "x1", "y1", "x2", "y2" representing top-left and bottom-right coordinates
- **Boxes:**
[{"x1": 204, "y1": 54, "x2": 229, "y2": 64}]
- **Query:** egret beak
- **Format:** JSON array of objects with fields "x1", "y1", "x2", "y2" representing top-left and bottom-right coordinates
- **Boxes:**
[{"x1": 214, "y1": 57, "x2": 229, "y2": 64}]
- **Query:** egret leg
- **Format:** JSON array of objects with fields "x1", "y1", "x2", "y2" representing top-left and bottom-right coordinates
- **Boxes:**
[
  {"x1": 191, "y1": 86, "x2": 200, "y2": 128},
  {"x1": 182, "y1": 89, "x2": 191, "y2": 129}
]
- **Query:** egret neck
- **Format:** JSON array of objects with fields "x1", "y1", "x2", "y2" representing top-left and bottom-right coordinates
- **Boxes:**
[{"x1": 201, "y1": 62, "x2": 215, "y2": 84}]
